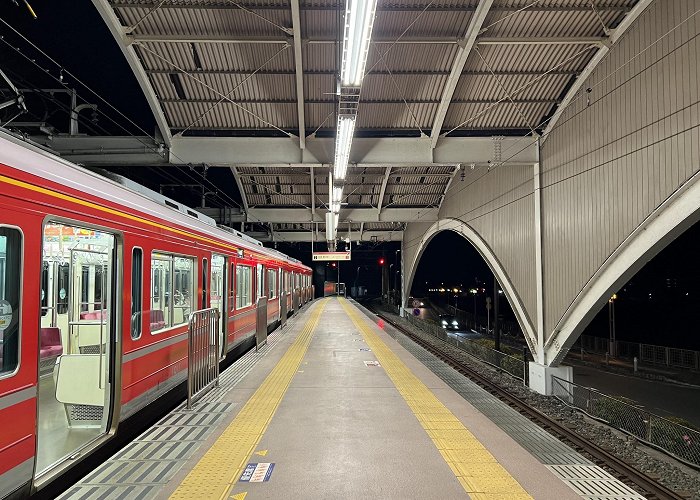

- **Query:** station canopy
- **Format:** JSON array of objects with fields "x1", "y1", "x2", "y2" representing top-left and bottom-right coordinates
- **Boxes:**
[{"x1": 82, "y1": 1, "x2": 642, "y2": 242}]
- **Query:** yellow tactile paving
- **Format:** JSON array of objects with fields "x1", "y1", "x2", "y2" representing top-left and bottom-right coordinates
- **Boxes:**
[
  {"x1": 339, "y1": 298, "x2": 533, "y2": 499},
  {"x1": 169, "y1": 299, "x2": 328, "y2": 500}
]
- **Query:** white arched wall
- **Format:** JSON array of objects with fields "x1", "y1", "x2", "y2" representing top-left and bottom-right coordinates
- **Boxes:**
[
  {"x1": 545, "y1": 170, "x2": 700, "y2": 365},
  {"x1": 403, "y1": 218, "x2": 537, "y2": 352}
]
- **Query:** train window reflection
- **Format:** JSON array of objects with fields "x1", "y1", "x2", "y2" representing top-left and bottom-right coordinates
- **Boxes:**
[
  {"x1": 267, "y1": 269, "x2": 277, "y2": 299},
  {"x1": 0, "y1": 227, "x2": 22, "y2": 377},
  {"x1": 150, "y1": 253, "x2": 194, "y2": 332},
  {"x1": 131, "y1": 248, "x2": 143, "y2": 340},
  {"x1": 236, "y1": 265, "x2": 252, "y2": 309}
]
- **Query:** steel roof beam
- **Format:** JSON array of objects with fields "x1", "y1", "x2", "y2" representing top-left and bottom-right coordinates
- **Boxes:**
[
  {"x1": 161, "y1": 98, "x2": 559, "y2": 105},
  {"x1": 93, "y1": 0, "x2": 173, "y2": 147},
  {"x1": 146, "y1": 68, "x2": 577, "y2": 77},
  {"x1": 431, "y1": 0, "x2": 494, "y2": 149},
  {"x1": 376, "y1": 166, "x2": 393, "y2": 218},
  {"x1": 130, "y1": 35, "x2": 605, "y2": 45},
  {"x1": 543, "y1": 0, "x2": 655, "y2": 138},
  {"x1": 290, "y1": 0, "x2": 306, "y2": 150},
  {"x1": 230, "y1": 166, "x2": 249, "y2": 217},
  {"x1": 247, "y1": 207, "x2": 438, "y2": 223},
  {"x1": 113, "y1": 2, "x2": 629, "y2": 13}
]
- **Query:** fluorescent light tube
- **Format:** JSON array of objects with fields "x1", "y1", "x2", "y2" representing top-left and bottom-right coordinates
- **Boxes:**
[
  {"x1": 341, "y1": 0, "x2": 378, "y2": 86},
  {"x1": 333, "y1": 116, "x2": 355, "y2": 180}
]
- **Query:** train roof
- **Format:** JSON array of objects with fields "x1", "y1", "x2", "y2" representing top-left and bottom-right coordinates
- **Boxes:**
[{"x1": 0, "y1": 130, "x2": 309, "y2": 271}]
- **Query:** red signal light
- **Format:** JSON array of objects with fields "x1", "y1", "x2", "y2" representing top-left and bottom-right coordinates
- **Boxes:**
[
  {"x1": 331, "y1": 262, "x2": 336, "y2": 268},
  {"x1": 378, "y1": 258, "x2": 385, "y2": 265}
]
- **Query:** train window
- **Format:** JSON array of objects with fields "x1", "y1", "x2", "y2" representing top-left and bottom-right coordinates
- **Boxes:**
[
  {"x1": 57, "y1": 263, "x2": 69, "y2": 314},
  {"x1": 236, "y1": 265, "x2": 252, "y2": 309},
  {"x1": 40, "y1": 263, "x2": 49, "y2": 317},
  {"x1": 256, "y1": 264, "x2": 265, "y2": 299},
  {"x1": 131, "y1": 248, "x2": 143, "y2": 340},
  {"x1": 94, "y1": 265, "x2": 105, "y2": 310},
  {"x1": 173, "y1": 257, "x2": 193, "y2": 326},
  {"x1": 267, "y1": 269, "x2": 277, "y2": 299},
  {"x1": 0, "y1": 227, "x2": 22, "y2": 377},
  {"x1": 229, "y1": 264, "x2": 235, "y2": 312},
  {"x1": 151, "y1": 253, "x2": 194, "y2": 332},
  {"x1": 202, "y1": 258, "x2": 208, "y2": 309}
]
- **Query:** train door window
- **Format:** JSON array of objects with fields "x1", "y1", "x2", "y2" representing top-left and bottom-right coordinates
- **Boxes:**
[
  {"x1": 267, "y1": 269, "x2": 276, "y2": 299},
  {"x1": 131, "y1": 248, "x2": 143, "y2": 340},
  {"x1": 173, "y1": 256, "x2": 194, "y2": 326},
  {"x1": 94, "y1": 265, "x2": 105, "y2": 310},
  {"x1": 41, "y1": 263, "x2": 49, "y2": 317},
  {"x1": 211, "y1": 254, "x2": 226, "y2": 355},
  {"x1": 151, "y1": 254, "x2": 171, "y2": 330},
  {"x1": 256, "y1": 264, "x2": 265, "y2": 299},
  {"x1": 236, "y1": 265, "x2": 252, "y2": 309},
  {"x1": 36, "y1": 222, "x2": 117, "y2": 477},
  {"x1": 0, "y1": 227, "x2": 22, "y2": 378},
  {"x1": 229, "y1": 263, "x2": 236, "y2": 311},
  {"x1": 202, "y1": 258, "x2": 209, "y2": 309}
]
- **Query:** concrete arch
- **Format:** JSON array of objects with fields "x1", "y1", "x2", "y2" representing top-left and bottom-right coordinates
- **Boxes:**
[
  {"x1": 404, "y1": 218, "x2": 537, "y2": 351},
  {"x1": 546, "y1": 170, "x2": 700, "y2": 365}
]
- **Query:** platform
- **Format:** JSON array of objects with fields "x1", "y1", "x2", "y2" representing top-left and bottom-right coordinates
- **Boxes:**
[{"x1": 61, "y1": 298, "x2": 647, "y2": 500}]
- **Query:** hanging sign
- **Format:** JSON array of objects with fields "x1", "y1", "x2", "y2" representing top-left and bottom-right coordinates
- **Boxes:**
[{"x1": 312, "y1": 251, "x2": 351, "y2": 261}]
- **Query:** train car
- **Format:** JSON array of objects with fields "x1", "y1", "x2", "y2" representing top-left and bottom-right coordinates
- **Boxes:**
[{"x1": 0, "y1": 130, "x2": 313, "y2": 498}]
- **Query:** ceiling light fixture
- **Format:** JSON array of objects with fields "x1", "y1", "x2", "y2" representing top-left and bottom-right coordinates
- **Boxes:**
[
  {"x1": 333, "y1": 116, "x2": 355, "y2": 180},
  {"x1": 341, "y1": 0, "x2": 378, "y2": 86}
]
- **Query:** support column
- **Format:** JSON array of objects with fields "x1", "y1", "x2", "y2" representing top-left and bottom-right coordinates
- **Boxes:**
[{"x1": 533, "y1": 137, "x2": 545, "y2": 365}]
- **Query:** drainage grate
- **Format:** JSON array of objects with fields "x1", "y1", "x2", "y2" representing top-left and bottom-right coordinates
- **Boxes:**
[{"x1": 548, "y1": 465, "x2": 647, "y2": 499}]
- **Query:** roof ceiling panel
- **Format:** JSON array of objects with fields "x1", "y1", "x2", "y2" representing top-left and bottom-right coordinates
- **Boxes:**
[
  {"x1": 373, "y1": 10, "x2": 472, "y2": 38},
  {"x1": 163, "y1": 100, "x2": 298, "y2": 129},
  {"x1": 361, "y1": 74, "x2": 448, "y2": 102},
  {"x1": 118, "y1": 5, "x2": 291, "y2": 38},
  {"x1": 366, "y1": 44, "x2": 459, "y2": 73},
  {"x1": 357, "y1": 102, "x2": 437, "y2": 129}
]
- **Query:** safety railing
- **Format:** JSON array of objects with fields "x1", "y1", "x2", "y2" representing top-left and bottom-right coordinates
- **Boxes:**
[
  {"x1": 187, "y1": 308, "x2": 220, "y2": 409},
  {"x1": 405, "y1": 314, "x2": 528, "y2": 383},
  {"x1": 576, "y1": 335, "x2": 700, "y2": 370},
  {"x1": 552, "y1": 376, "x2": 700, "y2": 468}
]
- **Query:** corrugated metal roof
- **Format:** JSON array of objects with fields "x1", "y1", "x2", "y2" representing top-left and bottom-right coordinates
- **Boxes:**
[{"x1": 105, "y1": 0, "x2": 646, "y2": 213}]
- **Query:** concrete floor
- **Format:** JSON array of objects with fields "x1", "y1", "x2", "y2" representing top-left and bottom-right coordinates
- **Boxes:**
[{"x1": 162, "y1": 299, "x2": 578, "y2": 499}]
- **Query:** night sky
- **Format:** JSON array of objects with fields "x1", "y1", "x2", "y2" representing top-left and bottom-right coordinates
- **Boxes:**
[{"x1": 2, "y1": 5, "x2": 700, "y2": 351}]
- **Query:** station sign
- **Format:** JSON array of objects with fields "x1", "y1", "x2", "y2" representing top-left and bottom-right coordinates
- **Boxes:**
[{"x1": 312, "y1": 251, "x2": 351, "y2": 261}]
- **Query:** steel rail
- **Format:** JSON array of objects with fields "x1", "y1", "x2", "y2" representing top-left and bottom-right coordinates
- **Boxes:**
[{"x1": 373, "y1": 310, "x2": 688, "y2": 500}]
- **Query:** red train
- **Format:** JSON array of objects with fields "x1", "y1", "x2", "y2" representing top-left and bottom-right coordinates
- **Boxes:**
[{"x1": 0, "y1": 130, "x2": 312, "y2": 497}]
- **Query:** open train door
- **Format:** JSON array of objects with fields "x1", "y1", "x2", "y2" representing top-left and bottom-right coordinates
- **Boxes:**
[{"x1": 35, "y1": 222, "x2": 119, "y2": 485}]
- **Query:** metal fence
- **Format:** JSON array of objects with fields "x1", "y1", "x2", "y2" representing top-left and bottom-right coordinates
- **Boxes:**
[
  {"x1": 552, "y1": 376, "x2": 700, "y2": 468},
  {"x1": 576, "y1": 335, "x2": 700, "y2": 370},
  {"x1": 187, "y1": 308, "x2": 220, "y2": 409},
  {"x1": 405, "y1": 314, "x2": 528, "y2": 383}
]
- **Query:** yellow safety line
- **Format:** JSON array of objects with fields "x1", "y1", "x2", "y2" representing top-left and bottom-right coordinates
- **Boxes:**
[
  {"x1": 339, "y1": 299, "x2": 533, "y2": 500},
  {"x1": 170, "y1": 299, "x2": 328, "y2": 500}
]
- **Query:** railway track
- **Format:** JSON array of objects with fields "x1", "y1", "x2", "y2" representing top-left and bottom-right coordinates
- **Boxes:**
[{"x1": 372, "y1": 309, "x2": 688, "y2": 500}]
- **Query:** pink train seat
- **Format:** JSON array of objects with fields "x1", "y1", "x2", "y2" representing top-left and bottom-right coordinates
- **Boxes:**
[
  {"x1": 79, "y1": 310, "x2": 108, "y2": 321},
  {"x1": 149, "y1": 310, "x2": 166, "y2": 331},
  {"x1": 40, "y1": 327, "x2": 63, "y2": 359}
]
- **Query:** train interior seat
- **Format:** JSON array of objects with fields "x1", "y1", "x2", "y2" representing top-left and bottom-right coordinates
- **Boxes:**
[
  {"x1": 150, "y1": 309, "x2": 166, "y2": 331},
  {"x1": 39, "y1": 327, "x2": 63, "y2": 359},
  {"x1": 80, "y1": 310, "x2": 107, "y2": 321}
]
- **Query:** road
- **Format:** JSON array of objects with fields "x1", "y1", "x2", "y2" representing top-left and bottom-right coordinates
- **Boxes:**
[{"x1": 573, "y1": 365, "x2": 700, "y2": 428}]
